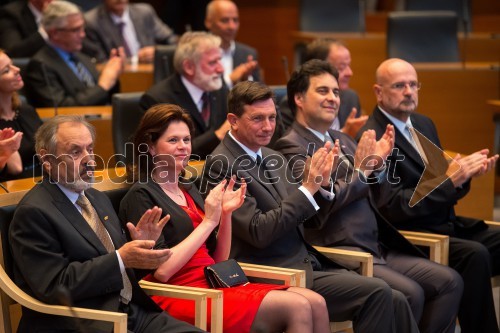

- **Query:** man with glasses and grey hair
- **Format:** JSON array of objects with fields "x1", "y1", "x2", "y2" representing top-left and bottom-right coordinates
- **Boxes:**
[
  {"x1": 25, "y1": 0, "x2": 124, "y2": 107},
  {"x1": 360, "y1": 58, "x2": 500, "y2": 333}
]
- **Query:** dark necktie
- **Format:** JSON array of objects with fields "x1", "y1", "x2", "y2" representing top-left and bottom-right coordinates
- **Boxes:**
[
  {"x1": 201, "y1": 92, "x2": 210, "y2": 126},
  {"x1": 69, "y1": 55, "x2": 95, "y2": 87},
  {"x1": 117, "y1": 22, "x2": 132, "y2": 57},
  {"x1": 77, "y1": 194, "x2": 132, "y2": 303}
]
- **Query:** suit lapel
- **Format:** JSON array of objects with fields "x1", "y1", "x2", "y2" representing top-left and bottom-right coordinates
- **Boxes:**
[
  {"x1": 42, "y1": 180, "x2": 110, "y2": 254},
  {"x1": 174, "y1": 76, "x2": 207, "y2": 131},
  {"x1": 373, "y1": 108, "x2": 424, "y2": 168},
  {"x1": 21, "y1": 4, "x2": 38, "y2": 34},
  {"x1": 86, "y1": 190, "x2": 125, "y2": 249},
  {"x1": 224, "y1": 136, "x2": 282, "y2": 202},
  {"x1": 98, "y1": 5, "x2": 122, "y2": 50}
]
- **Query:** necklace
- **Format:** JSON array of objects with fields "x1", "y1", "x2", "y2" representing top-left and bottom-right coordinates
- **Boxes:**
[{"x1": 163, "y1": 186, "x2": 184, "y2": 199}]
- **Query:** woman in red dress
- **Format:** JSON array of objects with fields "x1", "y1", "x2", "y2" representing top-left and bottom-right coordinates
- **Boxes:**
[{"x1": 120, "y1": 104, "x2": 331, "y2": 333}]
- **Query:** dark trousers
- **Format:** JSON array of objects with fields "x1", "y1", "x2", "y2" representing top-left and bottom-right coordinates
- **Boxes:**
[{"x1": 450, "y1": 224, "x2": 500, "y2": 333}]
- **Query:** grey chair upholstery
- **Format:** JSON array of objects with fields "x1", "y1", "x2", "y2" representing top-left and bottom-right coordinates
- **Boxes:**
[
  {"x1": 404, "y1": 0, "x2": 471, "y2": 32},
  {"x1": 387, "y1": 11, "x2": 460, "y2": 62},
  {"x1": 112, "y1": 92, "x2": 143, "y2": 164},
  {"x1": 153, "y1": 45, "x2": 176, "y2": 84},
  {"x1": 299, "y1": 0, "x2": 365, "y2": 32}
]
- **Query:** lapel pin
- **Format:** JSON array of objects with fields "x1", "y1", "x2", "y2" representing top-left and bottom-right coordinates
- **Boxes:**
[{"x1": 104, "y1": 216, "x2": 109, "y2": 221}]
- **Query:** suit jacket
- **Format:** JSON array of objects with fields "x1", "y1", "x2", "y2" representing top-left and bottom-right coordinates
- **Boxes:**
[
  {"x1": 119, "y1": 181, "x2": 217, "y2": 254},
  {"x1": 274, "y1": 122, "x2": 424, "y2": 261},
  {"x1": 9, "y1": 178, "x2": 161, "y2": 332},
  {"x1": 233, "y1": 41, "x2": 260, "y2": 82},
  {"x1": 361, "y1": 106, "x2": 485, "y2": 235},
  {"x1": 84, "y1": 3, "x2": 175, "y2": 62},
  {"x1": 25, "y1": 44, "x2": 118, "y2": 107},
  {"x1": 140, "y1": 74, "x2": 228, "y2": 159},
  {"x1": 0, "y1": 0, "x2": 44, "y2": 58},
  {"x1": 279, "y1": 88, "x2": 361, "y2": 130},
  {"x1": 201, "y1": 134, "x2": 343, "y2": 288}
]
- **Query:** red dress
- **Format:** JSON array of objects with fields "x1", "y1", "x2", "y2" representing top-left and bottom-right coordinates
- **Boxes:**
[{"x1": 145, "y1": 191, "x2": 287, "y2": 333}]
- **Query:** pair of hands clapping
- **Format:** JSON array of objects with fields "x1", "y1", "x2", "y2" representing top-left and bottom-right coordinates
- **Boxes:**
[{"x1": 203, "y1": 176, "x2": 247, "y2": 226}]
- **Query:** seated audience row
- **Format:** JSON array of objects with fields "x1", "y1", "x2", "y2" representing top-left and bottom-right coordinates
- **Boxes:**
[{"x1": 6, "y1": 57, "x2": 500, "y2": 333}]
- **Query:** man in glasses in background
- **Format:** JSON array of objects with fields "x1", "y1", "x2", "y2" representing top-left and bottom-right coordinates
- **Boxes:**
[
  {"x1": 25, "y1": 0, "x2": 124, "y2": 107},
  {"x1": 360, "y1": 58, "x2": 500, "y2": 333}
]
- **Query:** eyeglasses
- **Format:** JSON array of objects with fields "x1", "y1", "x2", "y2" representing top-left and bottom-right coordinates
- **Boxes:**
[{"x1": 387, "y1": 81, "x2": 421, "y2": 92}]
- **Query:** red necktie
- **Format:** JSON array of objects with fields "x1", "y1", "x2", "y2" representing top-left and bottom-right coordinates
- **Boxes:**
[{"x1": 201, "y1": 92, "x2": 210, "y2": 126}]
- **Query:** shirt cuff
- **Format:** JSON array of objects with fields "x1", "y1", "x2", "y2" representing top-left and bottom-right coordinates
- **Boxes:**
[
  {"x1": 298, "y1": 186, "x2": 320, "y2": 211},
  {"x1": 115, "y1": 250, "x2": 126, "y2": 273},
  {"x1": 318, "y1": 182, "x2": 335, "y2": 201}
]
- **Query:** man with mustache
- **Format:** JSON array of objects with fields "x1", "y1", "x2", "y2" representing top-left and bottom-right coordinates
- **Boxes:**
[
  {"x1": 360, "y1": 58, "x2": 500, "y2": 333},
  {"x1": 9, "y1": 115, "x2": 205, "y2": 333},
  {"x1": 140, "y1": 31, "x2": 231, "y2": 159}
]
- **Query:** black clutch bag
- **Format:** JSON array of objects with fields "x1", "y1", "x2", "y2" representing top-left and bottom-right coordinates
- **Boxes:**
[{"x1": 204, "y1": 259, "x2": 249, "y2": 288}]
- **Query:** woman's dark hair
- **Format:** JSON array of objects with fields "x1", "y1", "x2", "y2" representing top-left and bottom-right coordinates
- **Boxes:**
[{"x1": 129, "y1": 104, "x2": 195, "y2": 182}]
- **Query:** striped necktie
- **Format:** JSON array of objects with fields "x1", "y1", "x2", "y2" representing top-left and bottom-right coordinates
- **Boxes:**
[
  {"x1": 77, "y1": 194, "x2": 132, "y2": 303},
  {"x1": 69, "y1": 54, "x2": 95, "y2": 87}
]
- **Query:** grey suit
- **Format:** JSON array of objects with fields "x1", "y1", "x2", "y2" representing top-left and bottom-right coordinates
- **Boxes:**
[
  {"x1": 9, "y1": 178, "x2": 204, "y2": 332},
  {"x1": 233, "y1": 41, "x2": 260, "y2": 82},
  {"x1": 25, "y1": 44, "x2": 118, "y2": 107},
  {"x1": 361, "y1": 106, "x2": 500, "y2": 333},
  {"x1": 201, "y1": 134, "x2": 419, "y2": 333},
  {"x1": 140, "y1": 74, "x2": 228, "y2": 159},
  {"x1": 275, "y1": 121, "x2": 463, "y2": 333},
  {"x1": 84, "y1": 3, "x2": 175, "y2": 62}
]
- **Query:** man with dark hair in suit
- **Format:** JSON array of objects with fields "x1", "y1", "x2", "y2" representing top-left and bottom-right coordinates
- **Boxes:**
[
  {"x1": 205, "y1": 0, "x2": 260, "y2": 87},
  {"x1": 140, "y1": 31, "x2": 231, "y2": 159},
  {"x1": 280, "y1": 38, "x2": 367, "y2": 139},
  {"x1": 274, "y1": 59, "x2": 463, "y2": 333},
  {"x1": 9, "y1": 114, "x2": 205, "y2": 333},
  {"x1": 201, "y1": 80, "x2": 421, "y2": 333},
  {"x1": 84, "y1": 0, "x2": 176, "y2": 64},
  {"x1": 0, "y1": 0, "x2": 52, "y2": 58},
  {"x1": 360, "y1": 57, "x2": 500, "y2": 333},
  {"x1": 25, "y1": 0, "x2": 124, "y2": 108}
]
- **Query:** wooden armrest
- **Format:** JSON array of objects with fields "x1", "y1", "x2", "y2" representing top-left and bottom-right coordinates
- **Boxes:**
[
  {"x1": 400, "y1": 231, "x2": 449, "y2": 265},
  {"x1": 485, "y1": 221, "x2": 500, "y2": 227},
  {"x1": 313, "y1": 246, "x2": 373, "y2": 277},
  {"x1": 0, "y1": 267, "x2": 127, "y2": 333},
  {"x1": 238, "y1": 262, "x2": 305, "y2": 287},
  {"x1": 139, "y1": 280, "x2": 222, "y2": 333}
]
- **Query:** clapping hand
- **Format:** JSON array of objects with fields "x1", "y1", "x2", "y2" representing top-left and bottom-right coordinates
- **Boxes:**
[{"x1": 222, "y1": 176, "x2": 247, "y2": 214}]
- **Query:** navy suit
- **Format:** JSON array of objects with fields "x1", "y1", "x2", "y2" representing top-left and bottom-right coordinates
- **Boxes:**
[{"x1": 362, "y1": 106, "x2": 500, "y2": 333}]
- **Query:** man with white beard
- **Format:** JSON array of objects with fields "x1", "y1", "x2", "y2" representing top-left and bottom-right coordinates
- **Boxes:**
[{"x1": 140, "y1": 31, "x2": 231, "y2": 159}]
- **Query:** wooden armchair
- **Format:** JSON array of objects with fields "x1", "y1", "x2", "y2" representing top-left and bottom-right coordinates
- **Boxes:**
[{"x1": 140, "y1": 262, "x2": 306, "y2": 333}]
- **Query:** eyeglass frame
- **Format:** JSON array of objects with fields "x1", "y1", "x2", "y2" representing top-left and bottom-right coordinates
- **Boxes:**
[{"x1": 381, "y1": 81, "x2": 422, "y2": 92}]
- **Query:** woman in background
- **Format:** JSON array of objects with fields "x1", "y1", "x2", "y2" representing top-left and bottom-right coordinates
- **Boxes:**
[{"x1": 0, "y1": 49, "x2": 42, "y2": 180}]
